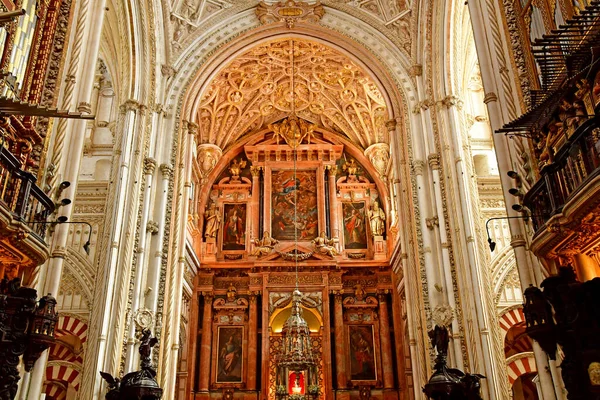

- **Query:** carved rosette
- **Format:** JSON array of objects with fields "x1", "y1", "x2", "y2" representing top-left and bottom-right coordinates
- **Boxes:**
[
  {"x1": 364, "y1": 143, "x2": 390, "y2": 178},
  {"x1": 197, "y1": 144, "x2": 222, "y2": 182}
]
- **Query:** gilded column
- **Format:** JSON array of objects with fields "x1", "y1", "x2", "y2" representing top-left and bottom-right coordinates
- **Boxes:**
[
  {"x1": 378, "y1": 292, "x2": 394, "y2": 389},
  {"x1": 199, "y1": 292, "x2": 214, "y2": 391},
  {"x1": 250, "y1": 166, "x2": 261, "y2": 240},
  {"x1": 333, "y1": 291, "x2": 347, "y2": 388},
  {"x1": 328, "y1": 166, "x2": 339, "y2": 238},
  {"x1": 247, "y1": 292, "x2": 258, "y2": 390}
]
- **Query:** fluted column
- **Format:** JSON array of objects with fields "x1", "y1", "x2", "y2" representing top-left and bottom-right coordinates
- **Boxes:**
[
  {"x1": 247, "y1": 293, "x2": 258, "y2": 390},
  {"x1": 327, "y1": 166, "x2": 339, "y2": 238},
  {"x1": 333, "y1": 291, "x2": 347, "y2": 388},
  {"x1": 199, "y1": 293, "x2": 214, "y2": 391},
  {"x1": 378, "y1": 292, "x2": 394, "y2": 389}
]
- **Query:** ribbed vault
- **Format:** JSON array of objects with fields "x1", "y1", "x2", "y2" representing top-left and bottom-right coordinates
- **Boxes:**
[{"x1": 195, "y1": 38, "x2": 389, "y2": 151}]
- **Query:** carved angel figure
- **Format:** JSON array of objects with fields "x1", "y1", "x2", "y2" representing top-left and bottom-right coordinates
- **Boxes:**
[
  {"x1": 312, "y1": 231, "x2": 338, "y2": 257},
  {"x1": 251, "y1": 231, "x2": 279, "y2": 257}
]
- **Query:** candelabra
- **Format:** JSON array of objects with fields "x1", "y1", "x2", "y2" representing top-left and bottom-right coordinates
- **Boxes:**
[{"x1": 0, "y1": 278, "x2": 58, "y2": 400}]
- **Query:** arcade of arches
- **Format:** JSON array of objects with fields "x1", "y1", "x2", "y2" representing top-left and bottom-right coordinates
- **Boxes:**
[{"x1": 4, "y1": 0, "x2": 590, "y2": 400}]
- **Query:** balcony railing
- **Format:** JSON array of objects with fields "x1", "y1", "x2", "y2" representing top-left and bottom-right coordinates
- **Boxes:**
[
  {"x1": 0, "y1": 145, "x2": 55, "y2": 240},
  {"x1": 523, "y1": 117, "x2": 600, "y2": 233}
]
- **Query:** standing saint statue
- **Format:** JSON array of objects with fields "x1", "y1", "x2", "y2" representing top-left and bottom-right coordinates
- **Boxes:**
[
  {"x1": 204, "y1": 202, "x2": 221, "y2": 239},
  {"x1": 368, "y1": 201, "x2": 385, "y2": 237}
]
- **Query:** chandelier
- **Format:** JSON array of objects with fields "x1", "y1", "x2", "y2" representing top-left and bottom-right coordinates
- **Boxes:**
[{"x1": 274, "y1": 39, "x2": 319, "y2": 400}]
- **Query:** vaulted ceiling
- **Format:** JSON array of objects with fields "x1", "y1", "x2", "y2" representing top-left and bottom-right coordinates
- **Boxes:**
[{"x1": 195, "y1": 39, "x2": 389, "y2": 151}]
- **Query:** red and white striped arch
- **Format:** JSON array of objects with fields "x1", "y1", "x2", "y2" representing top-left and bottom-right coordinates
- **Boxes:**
[
  {"x1": 45, "y1": 363, "x2": 81, "y2": 391},
  {"x1": 49, "y1": 341, "x2": 83, "y2": 363},
  {"x1": 44, "y1": 381, "x2": 67, "y2": 400},
  {"x1": 499, "y1": 306, "x2": 525, "y2": 337},
  {"x1": 506, "y1": 353, "x2": 537, "y2": 385},
  {"x1": 55, "y1": 315, "x2": 88, "y2": 343}
]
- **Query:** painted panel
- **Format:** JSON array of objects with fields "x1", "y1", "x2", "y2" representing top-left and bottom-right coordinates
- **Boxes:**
[
  {"x1": 222, "y1": 204, "x2": 246, "y2": 251},
  {"x1": 348, "y1": 325, "x2": 377, "y2": 381},
  {"x1": 342, "y1": 202, "x2": 368, "y2": 249},
  {"x1": 271, "y1": 170, "x2": 318, "y2": 241},
  {"x1": 216, "y1": 326, "x2": 244, "y2": 383}
]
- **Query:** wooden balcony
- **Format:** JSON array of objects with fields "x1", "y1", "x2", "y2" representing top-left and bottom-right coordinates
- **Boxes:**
[{"x1": 0, "y1": 145, "x2": 55, "y2": 284}]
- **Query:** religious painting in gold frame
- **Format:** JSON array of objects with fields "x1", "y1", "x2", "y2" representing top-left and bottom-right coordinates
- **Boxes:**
[
  {"x1": 222, "y1": 204, "x2": 247, "y2": 251},
  {"x1": 347, "y1": 325, "x2": 377, "y2": 382},
  {"x1": 271, "y1": 170, "x2": 318, "y2": 241},
  {"x1": 342, "y1": 202, "x2": 368, "y2": 249},
  {"x1": 215, "y1": 326, "x2": 244, "y2": 383}
]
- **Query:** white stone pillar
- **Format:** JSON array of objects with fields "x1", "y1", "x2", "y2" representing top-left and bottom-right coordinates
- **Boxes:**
[
  {"x1": 123, "y1": 155, "x2": 158, "y2": 373},
  {"x1": 467, "y1": 1, "x2": 560, "y2": 398},
  {"x1": 427, "y1": 152, "x2": 464, "y2": 370},
  {"x1": 163, "y1": 123, "x2": 196, "y2": 397},
  {"x1": 25, "y1": 0, "x2": 107, "y2": 397}
]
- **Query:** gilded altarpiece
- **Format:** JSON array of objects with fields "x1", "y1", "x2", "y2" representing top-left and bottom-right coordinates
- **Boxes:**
[{"x1": 189, "y1": 123, "x2": 408, "y2": 400}]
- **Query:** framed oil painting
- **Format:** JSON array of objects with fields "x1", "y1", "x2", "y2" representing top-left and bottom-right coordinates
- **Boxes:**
[
  {"x1": 216, "y1": 326, "x2": 244, "y2": 383},
  {"x1": 342, "y1": 202, "x2": 367, "y2": 249},
  {"x1": 271, "y1": 170, "x2": 318, "y2": 241},
  {"x1": 222, "y1": 204, "x2": 246, "y2": 251},
  {"x1": 348, "y1": 325, "x2": 377, "y2": 381}
]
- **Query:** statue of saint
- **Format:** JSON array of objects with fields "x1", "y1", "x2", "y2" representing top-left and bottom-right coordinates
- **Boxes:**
[
  {"x1": 251, "y1": 231, "x2": 279, "y2": 257},
  {"x1": 204, "y1": 202, "x2": 221, "y2": 239},
  {"x1": 312, "y1": 231, "x2": 338, "y2": 257},
  {"x1": 368, "y1": 201, "x2": 385, "y2": 237}
]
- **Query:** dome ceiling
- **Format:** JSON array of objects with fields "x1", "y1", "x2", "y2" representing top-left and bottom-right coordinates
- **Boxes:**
[{"x1": 196, "y1": 39, "x2": 389, "y2": 151}]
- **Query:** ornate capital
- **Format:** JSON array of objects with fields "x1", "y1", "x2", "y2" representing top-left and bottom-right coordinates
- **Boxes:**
[
  {"x1": 250, "y1": 165, "x2": 262, "y2": 177},
  {"x1": 120, "y1": 99, "x2": 143, "y2": 113},
  {"x1": 483, "y1": 92, "x2": 498, "y2": 104},
  {"x1": 411, "y1": 160, "x2": 425, "y2": 176},
  {"x1": 427, "y1": 153, "x2": 440, "y2": 170},
  {"x1": 160, "y1": 163, "x2": 174, "y2": 179},
  {"x1": 143, "y1": 157, "x2": 157, "y2": 175},
  {"x1": 439, "y1": 95, "x2": 462, "y2": 109},
  {"x1": 77, "y1": 102, "x2": 92, "y2": 114}
]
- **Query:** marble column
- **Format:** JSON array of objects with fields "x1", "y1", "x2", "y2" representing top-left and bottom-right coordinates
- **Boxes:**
[
  {"x1": 327, "y1": 166, "x2": 339, "y2": 240},
  {"x1": 378, "y1": 292, "x2": 394, "y2": 389},
  {"x1": 333, "y1": 291, "x2": 347, "y2": 388},
  {"x1": 250, "y1": 166, "x2": 261, "y2": 240},
  {"x1": 247, "y1": 293, "x2": 258, "y2": 390},
  {"x1": 199, "y1": 293, "x2": 214, "y2": 391}
]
